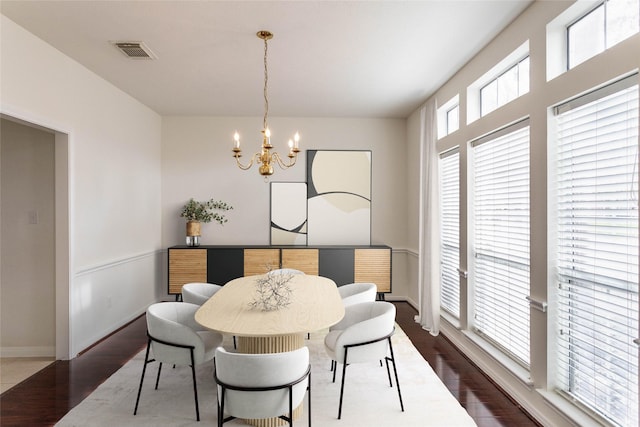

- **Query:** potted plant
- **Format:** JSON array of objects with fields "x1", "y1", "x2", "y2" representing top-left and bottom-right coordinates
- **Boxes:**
[{"x1": 180, "y1": 198, "x2": 232, "y2": 246}]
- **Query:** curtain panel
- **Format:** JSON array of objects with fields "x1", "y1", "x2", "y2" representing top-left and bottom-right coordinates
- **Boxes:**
[{"x1": 417, "y1": 100, "x2": 441, "y2": 335}]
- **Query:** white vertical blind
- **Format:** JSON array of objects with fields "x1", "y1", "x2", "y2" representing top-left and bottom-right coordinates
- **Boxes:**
[
  {"x1": 472, "y1": 122, "x2": 531, "y2": 366},
  {"x1": 440, "y1": 149, "x2": 460, "y2": 318},
  {"x1": 554, "y1": 75, "x2": 638, "y2": 427}
]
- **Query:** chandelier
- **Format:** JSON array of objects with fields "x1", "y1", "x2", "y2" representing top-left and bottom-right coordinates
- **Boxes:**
[{"x1": 232, "y1": 30, "x2": 300, "y2": 177}]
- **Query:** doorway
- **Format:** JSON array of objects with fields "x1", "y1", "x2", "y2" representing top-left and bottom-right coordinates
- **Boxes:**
[{"x1": 0, "y1": 115, "x2": 70, "y2": 361}]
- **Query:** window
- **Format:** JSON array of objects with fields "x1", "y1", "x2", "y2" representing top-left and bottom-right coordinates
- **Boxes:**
[
  {"x1": 553, "y1": 75, "x2": 639, "y2": 427},
  {"x1": 437, "y1": 95, "x2": 460, "y2": 139},
  {"x1": 446, "y1": 105, "x2": 460, "y2": 135},
  {"x1": 480, "y1": 57, "x2": 530, "y2": 117},
  {"x1": 440, "y1": 149, "x2": 460, "y2": 318},
  {"x1": 568, "y1": 0, "x2": 640, "y2": 69},
  {"x1": 472, "y1": 121, "x2": 530, "y2": 366}
]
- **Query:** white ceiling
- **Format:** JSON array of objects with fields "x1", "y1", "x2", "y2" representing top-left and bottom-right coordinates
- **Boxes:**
[{"x1": 1, "y1": 1, "x2": 532, "y2": 118}]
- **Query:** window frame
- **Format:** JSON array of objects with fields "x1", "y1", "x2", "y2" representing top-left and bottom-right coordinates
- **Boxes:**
[
  {"x1": 550, "y1": 74, "x2": 639, "y2": 427},
  {"x1": 479, "y1": 56, "x2": 530, "y2": 117},
  {"x1": 439, "y1": 147, "x2": 461, "y2": 319},
  {"x1": 470, "y1": 118, "x2": 532, "y2": 368}
]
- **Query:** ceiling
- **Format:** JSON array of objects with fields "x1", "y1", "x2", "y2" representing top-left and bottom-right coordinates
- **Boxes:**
[{"x1": 1, "y1": 1, "x2": 532, "y2": 118}]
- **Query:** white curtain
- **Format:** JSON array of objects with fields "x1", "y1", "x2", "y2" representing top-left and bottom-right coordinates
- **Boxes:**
[{"x1": 417, "y1": 100, "x2": 440, "y2": 336}]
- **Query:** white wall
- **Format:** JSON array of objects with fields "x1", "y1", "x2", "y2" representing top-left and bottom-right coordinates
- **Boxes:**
[
  {"x1": 406, "y1": 1, "x2": 640, "y2": 426},
  {"x1": 0, "y1": 119, "x2": 55, "y2": 357},
  {"x1": 1, "y1": 16, "x2": 163, "y2": 357},
  {"x1": 161, "y1": 116, "x2": 410, "y2": 298}
]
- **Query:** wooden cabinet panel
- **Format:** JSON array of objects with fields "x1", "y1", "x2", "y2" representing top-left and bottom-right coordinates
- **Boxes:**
[
  {"x1": 281, "y1": 248, "x2": 319, "y2": 275},
  {"x1": 168, "y1": 249, "x2": 207, "y2": 294},
  {"x1": 244, "y1": 249, "x2": 280, "y2": 276},
  {"x1": 354, "y1": 248, "x2": 391, "y2": 293}
]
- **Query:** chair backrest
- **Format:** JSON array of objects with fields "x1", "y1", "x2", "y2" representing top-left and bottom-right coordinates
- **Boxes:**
[
  {"x1": 182, "y1": 282, "x2": 222, "y2": 305},
  {"x1": 338, "y1": 282, "x2": 377, "y2": 307},
  {"x1": 146, "y1": 302, "x2": 207, "y2": 365},
  {"x1": 333, "y1": 301, "x2": 396, "y2": 364},
  {"x1": 215, "y1": 347, "x2": 310, "y2": 420},
  {"x1": 267, "y1": 268, "x2": 305, "y2": 277}
]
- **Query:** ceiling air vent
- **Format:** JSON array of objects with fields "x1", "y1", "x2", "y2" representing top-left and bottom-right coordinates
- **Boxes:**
[{"x1": 112, "y1": 41, "x2": 157, "y2": 59}]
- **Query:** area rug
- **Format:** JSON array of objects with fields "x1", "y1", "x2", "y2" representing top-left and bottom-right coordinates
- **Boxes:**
[{"x1": 55, "y1": 327, "x2": 476, "y2": 426}]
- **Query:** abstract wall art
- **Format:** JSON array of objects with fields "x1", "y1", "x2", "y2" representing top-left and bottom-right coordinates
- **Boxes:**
[
  {"x1": 306, "y1": 150, "x2": 371, "y2": 245},
  {"x1": 270, "y1": 182, "x2": 308, "y2": 245}
]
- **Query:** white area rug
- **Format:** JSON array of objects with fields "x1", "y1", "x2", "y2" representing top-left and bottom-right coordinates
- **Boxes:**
[{"x1": 56, "y1": 327, "x2": 476, "y2": 426}]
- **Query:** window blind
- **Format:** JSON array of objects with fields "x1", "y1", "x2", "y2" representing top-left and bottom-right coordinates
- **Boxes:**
[
  {"x1": 472, "y1": 123, "x2": 530, "y2": 366},
  {"x1": 440, "y1": 149, "x2": 460, "y2": 318},
  {"x1": 554, "y1": 75, "x2": 639, "y2": 427}
]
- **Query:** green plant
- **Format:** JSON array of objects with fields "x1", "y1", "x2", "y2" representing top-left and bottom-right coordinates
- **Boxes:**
[{"x1": 180, "y1": 198, "x2": 232, "y2": 225}]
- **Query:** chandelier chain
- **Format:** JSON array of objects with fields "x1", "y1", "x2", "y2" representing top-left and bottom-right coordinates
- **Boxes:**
[
  {"x1": 263, "y1": 37, "x2": 269, "y2": 131},
  {"x1": 232, "y1": 30, "x2": 300, "y2": 178}
]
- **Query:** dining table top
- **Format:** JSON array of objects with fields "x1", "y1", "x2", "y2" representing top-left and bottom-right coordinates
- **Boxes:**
[{"x1": 195, "y1": 274, "x2": 345, "y2": 337}]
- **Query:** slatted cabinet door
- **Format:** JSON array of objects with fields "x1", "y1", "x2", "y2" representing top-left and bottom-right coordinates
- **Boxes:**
[
  {"x1": 281, "y1": 248, "x2": 319, "y2": 275},
  {"x1": 243, "y1": 248, "x2": 280, "y2": 276},
  {"x1": 168, "y1": 249, "x2": 207, "y2": 294},
  {"x1": 354, "y1": 248, "x2": 391, "y2": 293}
]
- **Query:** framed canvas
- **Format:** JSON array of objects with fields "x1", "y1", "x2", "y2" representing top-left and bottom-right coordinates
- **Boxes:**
[
  {"x1": 306, "y1": 150, "x2": 371, "y2": 245},
  {"x1": 270, "y1": 182, "x2": 308, "y2": 245}
]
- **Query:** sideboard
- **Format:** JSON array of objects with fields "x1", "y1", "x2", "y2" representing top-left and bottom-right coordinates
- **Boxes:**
[{"x1": 167, "y1": 245, "x2": 392, "y2": 297}]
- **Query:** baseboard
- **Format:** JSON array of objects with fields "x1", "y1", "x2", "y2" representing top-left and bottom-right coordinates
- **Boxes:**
[
  {"x1": 385, "y1": 295, "x2": 418, "y2": 311},
  {"x1": 0, "y1": 346, "x2": 55, "y2": 358}
]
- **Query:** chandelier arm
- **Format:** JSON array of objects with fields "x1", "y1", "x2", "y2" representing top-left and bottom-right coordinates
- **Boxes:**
[
  {"x1": 271, "y1": 152, "x2": 297, "y2": 170},
  {"x1": 234, "y1": 152, "x2": 258, "y2": 170}
]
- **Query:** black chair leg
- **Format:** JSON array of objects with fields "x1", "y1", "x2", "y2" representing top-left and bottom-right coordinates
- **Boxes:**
[
  {"x1": 388, "y1": 337, "x2": 404, "y2": 412},
  {"x1": 155, "y1": 362, "x2": 163, "y2": 389},
  {"x1": 308, "y1": 371, "x2": 312, "y2": 427},
  {"x1": 219, "y1": 386, "x2": 225, "y2": 427},
  {"x1": 384, "y1": 357, "x2": 393, "y2": 387},
  {"x1": 189, "y1": 349, "x2": 200, "y2": 421},
  {"x1": 288, "y1": 384, "x2": 293, "y2": 427},
  {"x1": 332, "y1": 360, "x2": 338, "y2": 383},
  {"x1": 338, "y1": 349, "x2": 349, "y2": 419},
  {"x1": 133, "y1": 338, "x2": 152, "y2": 415},
  {"x1": 233, "y1": 336, "x2": 237, "y2": 349}
]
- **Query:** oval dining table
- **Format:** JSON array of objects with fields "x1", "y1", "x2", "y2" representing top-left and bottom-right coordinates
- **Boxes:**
[
  {"x1": 195, "y1": 273, "x2": 345, "y2": 427},
  {"x1": 195, "y1": 273, "x2": 344, "y2": 353}
]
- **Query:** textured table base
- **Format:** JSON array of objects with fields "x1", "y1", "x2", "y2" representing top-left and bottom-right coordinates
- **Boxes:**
[{"x1": 237, "y1": 334, "x2": 304, "y2": 354}]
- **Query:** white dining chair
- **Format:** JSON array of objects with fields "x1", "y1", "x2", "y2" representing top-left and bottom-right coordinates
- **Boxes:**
[
  {"x1": 182, "y1": 282, "x2": 223, "y2": 305},
  {"x1": 134, "y1": 302, "x2": 223, "y2": 421},
  {"x1": 182, "y1": 282, "x2": 237, "y2": 348},
  {"x1": 337, "y1": 282, "x2": 377, "y2": 307},
  {"x1": 324, "y1": 301, "x2": 404, "y2": 419},
  {"x1": 215, "y1": 346, "x2": 311, "y2": 427}
]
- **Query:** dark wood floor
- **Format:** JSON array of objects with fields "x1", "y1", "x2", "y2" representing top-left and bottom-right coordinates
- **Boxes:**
[{"x1": 0, "y1": 301, "x2": 539, "y2": 426}]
